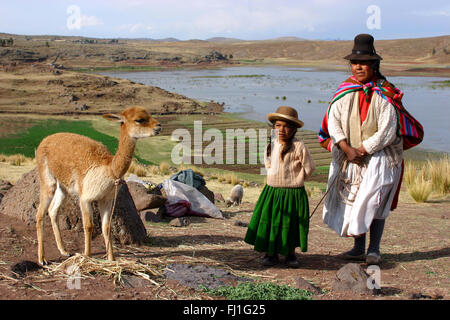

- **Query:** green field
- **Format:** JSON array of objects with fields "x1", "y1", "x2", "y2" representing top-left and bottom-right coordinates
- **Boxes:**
[{"x1": 0, "y1": 118, "x2": 118, "y2": 158}]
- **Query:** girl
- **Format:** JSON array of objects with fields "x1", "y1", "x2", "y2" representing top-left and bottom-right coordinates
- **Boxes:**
[{"x1": 244, "y1": 106, "x2": 316, "y2": 267}]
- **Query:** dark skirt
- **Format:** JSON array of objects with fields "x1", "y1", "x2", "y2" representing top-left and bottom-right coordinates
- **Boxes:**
[{"x1": 244, "y1": 184, "x2": 310, "y2": 256}]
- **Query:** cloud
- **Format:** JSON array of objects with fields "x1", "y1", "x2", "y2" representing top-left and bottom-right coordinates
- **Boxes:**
[
  {"x1": 118, "y1": 23, "x2": 153, "y2": 34},
  {"x1": 80, "y1": 15, "x2": 104, "y2": 28},
  {"x1": 411, "y1": 6, "x2": 450, "y2": 17}
]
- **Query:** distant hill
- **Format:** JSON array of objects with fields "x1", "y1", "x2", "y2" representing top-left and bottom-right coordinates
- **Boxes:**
[
  {"x1": 206, "y1": 37, "x2": 244, "y2": 43},
  {"x1": 155, "y1": 37, "x2": 181, "y2": 42},
  {"x1": 268, "y1": 36, "x2": 308, "y2": 41}
]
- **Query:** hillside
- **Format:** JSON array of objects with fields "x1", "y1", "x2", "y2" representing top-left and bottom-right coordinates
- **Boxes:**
[{"x1": 0, "y1": 33, "x2": 448, "y2": 75}]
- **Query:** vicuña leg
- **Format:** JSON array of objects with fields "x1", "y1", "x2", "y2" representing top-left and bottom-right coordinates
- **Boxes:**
[
  {"x1": 80, "y1": 198, "x2": 94, "y2": 257},
  {"x1": 36, "y1": 182, "x2": 56, "y2": 265},
  {"x1": 48, "y1": 182, "x2": 69, "y2": 257},
  {"x1": 98, "y1": 197, "x2": 115, "y2": 261}
]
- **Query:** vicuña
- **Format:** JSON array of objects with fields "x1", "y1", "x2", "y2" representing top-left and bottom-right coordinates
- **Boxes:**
[{"x1": 35, "y1": 106, "x2": 161, "y2": 265}]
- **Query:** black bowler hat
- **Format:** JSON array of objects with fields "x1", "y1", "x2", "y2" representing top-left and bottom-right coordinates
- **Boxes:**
[{"x1": 344, "y1": 34, "x2": 382, "y2": 61}]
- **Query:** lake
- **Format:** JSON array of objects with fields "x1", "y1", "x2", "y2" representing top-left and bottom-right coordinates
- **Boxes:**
[{"x1": 100, "y1": 66, "x2": 450, "y2": 153}]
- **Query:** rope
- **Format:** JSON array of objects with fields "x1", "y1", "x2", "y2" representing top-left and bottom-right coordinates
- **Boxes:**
[
  {"x1": 308, "y1": 156, "x2": 367, "y2": 220},
  {"x1": 107, "y1": 179, "x2": 126, "y2": 242},
  {"x1": 309, "y1": 159, "x2": 343, "y2": 220}
]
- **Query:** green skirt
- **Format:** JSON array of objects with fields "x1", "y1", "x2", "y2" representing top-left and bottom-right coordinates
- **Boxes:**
[{"x1": 244, "y1": 184, "x2": 309, "y2": 256}]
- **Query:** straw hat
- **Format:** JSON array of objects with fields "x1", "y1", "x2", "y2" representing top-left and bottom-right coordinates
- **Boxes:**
[
  {"x1": 344, "y1": 34, "x2": 382, "y2": 61},
  {"x1": 267, "y1": 106, "x2": 304, "y2": 128}
]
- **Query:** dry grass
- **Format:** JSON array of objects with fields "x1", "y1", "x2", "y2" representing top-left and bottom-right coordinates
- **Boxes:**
[
  {"x1": 45, "y1": 253, "x2": 163, "y2": 286},
  {"x1": 127, "y1": 159, "x2": 148, "y2": 177},
  {"x1": 404, "y1": 157, "x2": 449, "y2": 202},
  {"x1": 159, "y1": 162, "x2": 171, "y2": 175},
  {"x1": 427, "y1": 157, "x2": 450, "y2": 194},
  {"x1": 0, "y1": 154, "x2": 34, "y2": 166}
]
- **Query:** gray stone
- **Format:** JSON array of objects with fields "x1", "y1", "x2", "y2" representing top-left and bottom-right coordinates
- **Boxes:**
[
  {"x1": 139, "y1": 209, "x2": 162, "y2": 223},
  {"x1": 331, "y1": 263, "x2": 371, "y2": 294},
  {"x1": 127, "y1": 181, "x2": 167, "y2": 211},
  {"x1": 294, "y1": 277, "x2": 322, "y2": 295},
  {"x1": 169, "y1": 217, "x2": 190, "y2": 227}
]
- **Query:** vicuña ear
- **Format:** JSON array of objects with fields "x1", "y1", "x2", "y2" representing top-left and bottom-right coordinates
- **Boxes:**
[{"x1": 102, "y1": 113, "x2": 124, "y2": 123}]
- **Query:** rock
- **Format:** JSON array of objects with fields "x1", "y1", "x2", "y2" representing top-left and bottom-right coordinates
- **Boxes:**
[
  {"x1": 331, "y1": 263, "x2": 371, "y2": 294},
  {"x1": 294, "y1": 277, "x2": 322, "y2": 295},
  {"x1": 409, "y1": 292, "x2": 433, "y2": 300},
  {"x1": 140, "y1": 209, "x2": 162, "y2": 223},
  {"x1": 214, "y1": 193, "x2": 225, "y2": 202},
  {"x1": 121, "y1": 275, "x2": 149, "y2": 288},
  {"x1": 163, "y1": 263, "x2": 252, "y2": 290},
  {"x1": 0, "y1": 168, "x2": 147, "y2": 245},
  {"x1": 0, "y1": 180, "x2": 13, "y2": 205},
  {"x1": 169, "y1": 217, "x2": 190, "y2": 227},
  {"x1": 127, "y1": 181, "x2": 167, "y2": 211},
  {"x1": 197, "y1": 185, "x2": 215, "y2": 204},
  {"x1": 10, "y1": 261, "x2": 42, "y2": 278},
  {"x1": 234, "y1": 220, "x2": 249, "y2": 228},
  {"x1": 0, "y1": 180, "x2": 13, "y2": 193}
]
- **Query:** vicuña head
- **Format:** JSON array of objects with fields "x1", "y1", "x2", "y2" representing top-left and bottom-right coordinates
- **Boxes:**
[{"x1": 35, "y1": 106, "x2": 161, "y2": 265}]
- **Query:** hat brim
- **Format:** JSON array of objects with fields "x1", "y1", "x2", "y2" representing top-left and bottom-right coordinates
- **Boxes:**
[
  {"x1": 344, "y1": 53, "x2": 382, "y2": 61},
  {"x1": 267, "y1": 113, "x2": 304, "y2": 128}
]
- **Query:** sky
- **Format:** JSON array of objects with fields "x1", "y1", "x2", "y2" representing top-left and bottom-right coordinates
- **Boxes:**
[{"x1": 0, "y1": 0, "x2": 449, "y2": 40}]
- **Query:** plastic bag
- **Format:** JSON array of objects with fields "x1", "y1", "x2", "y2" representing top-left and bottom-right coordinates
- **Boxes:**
[{"x1": 162, "y1": 179, "x2": 223, "y2": 219}]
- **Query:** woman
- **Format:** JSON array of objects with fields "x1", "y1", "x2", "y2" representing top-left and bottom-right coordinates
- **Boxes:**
[
  {"x1": 244, "y1": 106, "x2": 315, "y2": 268},
  {"x1": 320, "y1": 34, "x2": 406, "y2": 265}
]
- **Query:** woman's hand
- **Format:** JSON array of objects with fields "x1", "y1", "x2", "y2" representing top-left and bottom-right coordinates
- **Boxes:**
[
  {"x1": 339, "y1": 140, "x2": 365, "y2": 164},
  {"x1": 356, "y1": 145, "x2": 368, "y2": 157}
]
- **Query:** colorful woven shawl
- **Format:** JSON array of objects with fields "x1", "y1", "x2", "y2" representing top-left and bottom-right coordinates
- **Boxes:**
[{"x1": 318, "y1": 76, "x2": 424, "y2": 151}]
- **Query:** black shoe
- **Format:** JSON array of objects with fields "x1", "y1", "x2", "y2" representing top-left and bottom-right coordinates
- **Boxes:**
[
  {"x1": 262, "y1": 254, "x2": 279, "y2": 266},
  {"x1": 340, "y1": 250, "x2": 366, "y2": 261},
  {"x1": 285, "y1": 254, "x2": 300, "y2": 268}
]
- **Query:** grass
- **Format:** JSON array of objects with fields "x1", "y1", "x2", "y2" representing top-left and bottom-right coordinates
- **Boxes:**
[
  {"x1": 0, "y1": 119, "x2": 118, "y2": 158},
  {"x1": 202, "y1": 281, "x2": 313, "y2": 300},
  {"x1": 0, "y1": 154, "x2": 33, "y2": 166},
  {"x1": 404, "y1": 157, "x2": 449, "y2": 202}
]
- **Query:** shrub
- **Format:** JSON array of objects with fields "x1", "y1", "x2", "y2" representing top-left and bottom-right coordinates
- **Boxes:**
[
  {"x1": 159, "y1": 162, "x2": 171, "y2": 175},
  {"x1": 127, "y1": 160, "x2": 147, "y2": 177},
  {"x1": 407, "y1": 176, "x2": 432, "y2": 203}
]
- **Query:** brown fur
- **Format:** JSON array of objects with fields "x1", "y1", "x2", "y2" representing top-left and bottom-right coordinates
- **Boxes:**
[{"x1": 35, "y1": 106, "x2": 161, "y2": 265}]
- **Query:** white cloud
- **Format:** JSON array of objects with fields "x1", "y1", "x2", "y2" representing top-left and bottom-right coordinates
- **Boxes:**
[
  {"x1": 411, "y1": 6, "x2": 450, "y2": 17},
  {"x1": 118, "y1": 23, "x2": 153, "y2": 34},
  {"x1": 80, "y1": 15, "x2": 104, "y2": 28}
]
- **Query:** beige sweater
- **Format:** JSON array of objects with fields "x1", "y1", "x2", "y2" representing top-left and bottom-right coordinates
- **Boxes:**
[{"x1": 264, "y1": 137, "x2": 316, "y2": 188}]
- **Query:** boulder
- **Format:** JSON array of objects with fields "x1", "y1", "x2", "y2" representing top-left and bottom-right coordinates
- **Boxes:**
[
  {"x1": 127, "y1": 181, "x2": 167, "y2": 211},
  {"x1": 197, "y1": 185, "x2": 215, "y2": 204},
  {"x1": 139, "y1": 209, "x2": 162, "y2": 223},
  {"x1": 0, "y1": 168, "x2": 147, "y2": 245},
  {"x1": 331, "y1": 263, "x2": 371, "y2": 294}
]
